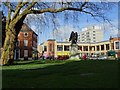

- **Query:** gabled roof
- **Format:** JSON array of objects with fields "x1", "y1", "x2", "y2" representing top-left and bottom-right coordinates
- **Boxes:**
[
  {"x1": 20, "y1": 23, "x2": 38, "y2": 36},
  {"x1": 47, "y1": 39, "x2": 56, "y2": 41},
  {"x1": 20, "y1": 23, "x2": 33, "y2": 32}
]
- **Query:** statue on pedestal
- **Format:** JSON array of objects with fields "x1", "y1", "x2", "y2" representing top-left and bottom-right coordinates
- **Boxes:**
[
  {"x1": 69, "y1": 31, "x2": 78, "y2": 45},
  {"x1": 69, "y1": 31, "x2": 80, "y2": 60}
]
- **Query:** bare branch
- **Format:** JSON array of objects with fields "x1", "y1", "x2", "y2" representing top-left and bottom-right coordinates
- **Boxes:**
[
  {"x1": 82, "y1": 10, "x2": 94, "y2": 17},
  {"x1": 20, "y1": 0, "x2": 38, "y2": 16},
  {"x1": 12, "y1": 2, "x2": 23, "y2": 20},
  {"x1": 79, "y1": 0, "x2": 89, "y2": 11},
  {"x1": 12, "y1": 0, "x2": 30, "y2": 20},
  {"x1": 3, "y1": 2, "x2": 15, "y2": 12},
  {"x1": 26, "y1": 0, "x2": 88, "y2": 14},
  {"x1": 27, "y1": 7, "x2": 83, "y2": 14}
]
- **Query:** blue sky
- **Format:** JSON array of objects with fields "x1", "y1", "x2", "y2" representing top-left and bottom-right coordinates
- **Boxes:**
[
  {"x1": 25, "y1": 2, "x2": 118, "y2": 45},
  {"x1": 1, "y1": 2, "x2": 118, "y2": 45}
]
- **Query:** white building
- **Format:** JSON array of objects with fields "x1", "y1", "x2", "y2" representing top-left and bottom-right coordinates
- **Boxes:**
[{"x1": 79, "y1": 26, "x2": 103, "y2": 43}]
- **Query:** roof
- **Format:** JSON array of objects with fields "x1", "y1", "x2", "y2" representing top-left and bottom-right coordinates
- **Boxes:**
[
  {"x1": 111, "y1": 37, "x2": 120, "y2": 40},
  {"x1": 57, "y1": 42, "x2": 70, "y2": 43},
  {"x1": 20, "y1": 23, "x2": 38, "y2": 36},
  {"x1": 57, "y1": 40, "x2": 109, "y2": 44},
  {"x1": 47, "y1": 39, "x2": 56, "y2": 41},
  {"x1": 20, "y1": 23, "x2": 32, "y2": 32},
  {"x1": 40, "y1": 42, "x2": 44, "y2": 45}
]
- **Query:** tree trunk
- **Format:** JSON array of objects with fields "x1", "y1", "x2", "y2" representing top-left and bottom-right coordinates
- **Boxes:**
[
  {"x1": 1, "y1": 29, "x2": 16, "y2": 65},
  {"x1": 1, "y1": 14, "x2": 26, "y2": 65}
]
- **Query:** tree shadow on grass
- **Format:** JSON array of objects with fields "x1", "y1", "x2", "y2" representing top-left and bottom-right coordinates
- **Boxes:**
[
  {"x1": 11, "y1": 60, "x2": 50, "y2": 66},
  {"x1": 2, "y1": 60, "x2": 119, "y2": 88},
  {"x1": 12, "y1": 60, "x2": 67, "y2": 66}
]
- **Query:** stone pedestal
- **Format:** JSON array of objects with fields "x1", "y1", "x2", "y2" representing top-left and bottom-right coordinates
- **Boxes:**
[{"x1": 69, "y1": 44, "x2": 80, "y2": 60}]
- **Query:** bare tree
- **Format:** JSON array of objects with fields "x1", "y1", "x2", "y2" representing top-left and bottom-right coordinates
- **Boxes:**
[{"x1": 1, "y1": 0, "x2": 114, "y2": 65}]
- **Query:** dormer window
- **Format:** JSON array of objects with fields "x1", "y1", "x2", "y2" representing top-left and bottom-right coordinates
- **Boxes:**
[{"x1": 24, "y1": 32, "x2": 28, "y2": 37}]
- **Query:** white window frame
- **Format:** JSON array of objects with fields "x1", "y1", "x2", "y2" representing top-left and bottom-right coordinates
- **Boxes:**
[
  {"x1": 24, "y1": 40, "x2": 28, "y2": 46},
  {"x1": 24, "y1": 32, "x2": 28, "y2": 37},
  {"x1": 114, "y1": 41, "x2": 120, "y2": 50},
  {"x1": 57, "y1": 45, "x2": 63, "y2": 51}
]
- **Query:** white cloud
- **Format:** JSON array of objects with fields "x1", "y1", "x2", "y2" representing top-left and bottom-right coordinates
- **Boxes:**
[
  {"x1": 98, "y1": 20, "x2": 118, "y2": 40},
  {"x1": 53, "y1": 25, "x2": 80, "y2": 41},
  {"x1": 100, "y1": 21, "x2": 118, "y2": 36}
]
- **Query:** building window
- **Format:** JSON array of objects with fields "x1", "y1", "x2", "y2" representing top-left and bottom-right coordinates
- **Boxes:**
[
  {"x1": 78, "y1": 46, "x2": 82, "y2": 51},
  {"x1": 89, "y1": 46, "x2": 92, "y2": 51},
  {"x1": 101, "y1": 45, "x2": 104, "y2": 51},
  {"x1": 82, "y1": 33, "x2": 84, "y2": 35},
  {"x1": 24, "y1": 50, "x2": 28, "y2": 57},
  {"x1": 44, "y1": 46, "x2": 47, "y2": 51},
  {"x1": 106, "y1": 44, "x2": 109, "y2": 50},
  {"x1": 24, "y1": 40, "x2": 28, "y2": 46},
  {"x1": 93, "y1": 31, "x2": 95, "y2": 33},
  {"x1": 64, "y1": 45, "x2": 69, "y2": 51},
  {"x1": 83, "y1": 46, "x2": 88, "y2": 51},
  {"x1": 86, "y1": 32, "x2": 89, "y2": 34},
  {"x1": 115, "y1": 42, "x2": 120, "y2": 50},
  {"x1": 91, "y1": 46, "x2": 95, "y2": 51},
  {"x1": 86, "y1": 34, "x2": 89, "y2": 37},
  {"x1": 97, "y1": 46, "x2": 99, "y2": 51},
  {"x1": 57, "y1": 45, "x2": 63, "y2": 51},
  {"x1": 24, "y1": 32, "x2": 28, "y2": 37},
  {"x1": 82, "y1": 36, "x2": 84, "y2": 38},
  {"x1": 93, "y1": 37, "x2": 95, "y2": 39},
  {"x1": 90, "y1": 46, "x2": 95, "y2": 51}
]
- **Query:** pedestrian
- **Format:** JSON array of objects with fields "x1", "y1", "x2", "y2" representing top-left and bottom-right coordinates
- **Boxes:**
[
  {"x1": 83, "y1": 54, "x2": 86, "y2": 60},
  {"x1": 51, "y1": 51, "x2": 54, "y2": 60},
  {"x1": 49, "y1": 53, "x2": 52, "y2": 60},
  {"x1": 42, "y1": 51, "x2": 45, "y2": 60}
]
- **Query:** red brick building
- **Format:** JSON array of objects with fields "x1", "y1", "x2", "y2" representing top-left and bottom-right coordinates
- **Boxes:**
[
  {"x1": 110, "y1": 37, "x2": 120, "y2": 58},
  {"x1": 14, "y1": 23, "x2": 38, "y2": 60}
]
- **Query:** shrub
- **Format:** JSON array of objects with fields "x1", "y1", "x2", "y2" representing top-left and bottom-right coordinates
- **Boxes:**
[{"x1": 57, "y1": 55, "x2": 69, "y2": 60}]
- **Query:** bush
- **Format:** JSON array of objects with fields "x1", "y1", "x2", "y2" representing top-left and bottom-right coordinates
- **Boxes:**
[{"x1": 57, "y1": 55, "x2": 69, "y2": 60}]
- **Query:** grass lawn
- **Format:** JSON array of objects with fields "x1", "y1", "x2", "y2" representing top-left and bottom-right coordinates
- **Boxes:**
[{"x1": 2, "y1": 59, "x2": 120, "y2": 88}]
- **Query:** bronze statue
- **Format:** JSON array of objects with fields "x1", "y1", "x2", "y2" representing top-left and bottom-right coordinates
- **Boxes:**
[{"x1": 69, "y1": 31, "x2": 78, "y2": 45}]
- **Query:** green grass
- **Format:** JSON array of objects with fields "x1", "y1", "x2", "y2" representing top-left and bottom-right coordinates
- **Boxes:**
[{"x1": 2, "y1": 60, "x2": 120, "y2": 88}]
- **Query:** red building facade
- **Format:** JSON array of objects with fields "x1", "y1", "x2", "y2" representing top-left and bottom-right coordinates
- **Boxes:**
[{"x1": 15, "y1": 23, "x2": 38, "y2": 60}]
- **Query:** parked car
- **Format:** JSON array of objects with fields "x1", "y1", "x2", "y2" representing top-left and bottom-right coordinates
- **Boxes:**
[
  {"x1": 89, "y1": 57, "x2": 98, "y2": 60},
  {"x1": 89, "y1": 55, "x2": 98, "y2": 60},
  {"x1": 98, "y1": 55, "x2": 107, "y2": 60}
]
